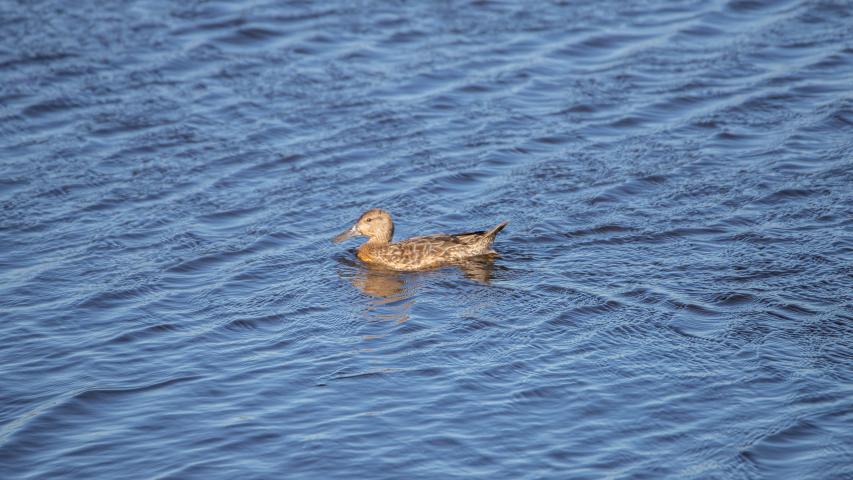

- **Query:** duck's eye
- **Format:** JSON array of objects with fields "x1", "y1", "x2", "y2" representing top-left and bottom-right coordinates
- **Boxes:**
[{"x1": 365, "y1": 218, "x2": 372, "y2": 223}]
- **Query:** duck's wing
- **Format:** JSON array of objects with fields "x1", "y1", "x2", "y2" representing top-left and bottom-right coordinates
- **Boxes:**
[
  {"x1": 413, "y1": 222, "x2": 508, "y2": 247},
  {"x1": 371, "y1": 224, "x2": 508, "y2": 270},
  {"x1": 370, "y1": 236, "x2": 472, "y2": 269},
  {"x1": 410, "y1": 231, "x2": 486, "y2": 246}
]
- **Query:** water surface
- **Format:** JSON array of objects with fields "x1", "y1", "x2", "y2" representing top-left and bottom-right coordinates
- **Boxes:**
[{"x1": 1, "y1": 0, "x2": 852, "y2": 478}]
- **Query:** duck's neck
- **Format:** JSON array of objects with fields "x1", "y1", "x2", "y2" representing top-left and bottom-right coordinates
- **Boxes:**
[
  {"x1": 367, "y1": 225, "x2": 393, "y2": 245},
  {"x1": 366, "y1": 234, "x2": 391, "y2": 245},
  {"x1": 358, "y1": 235, "x2": 390, "y2": 262}
]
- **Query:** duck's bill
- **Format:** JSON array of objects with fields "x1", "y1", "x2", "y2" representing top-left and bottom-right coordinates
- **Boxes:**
[{"x1": 332, "y1": 225, "x2": 358, "y2": 244}]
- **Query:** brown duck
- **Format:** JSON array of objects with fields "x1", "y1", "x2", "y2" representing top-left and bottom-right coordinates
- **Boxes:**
[{"x1": 333, "y1": 209, "x2": 507, "y2": 271}]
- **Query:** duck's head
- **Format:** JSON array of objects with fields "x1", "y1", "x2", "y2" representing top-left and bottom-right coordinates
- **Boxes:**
[{"x1": 333, "y1": 208, "x2": 394, "y2": 244}]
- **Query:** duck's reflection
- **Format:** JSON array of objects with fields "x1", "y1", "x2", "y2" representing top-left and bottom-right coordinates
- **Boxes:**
[
  {"x1": 352, "y1": 267, "x2": 414, "y2": 329},
  {"x1": 351, "y1": 267, "x2": 408, "y2": 299},
  {"x1": 338, "y1": 254, "x2": 502, "y2": 328},
  {"x1": 456, "y1": 255, "x2": 500, "y2": 284}
]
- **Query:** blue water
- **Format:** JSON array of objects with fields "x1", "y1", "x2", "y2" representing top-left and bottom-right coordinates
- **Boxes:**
[{"x1": 2, "y1": 1, "x2": 852, "y2": 478}]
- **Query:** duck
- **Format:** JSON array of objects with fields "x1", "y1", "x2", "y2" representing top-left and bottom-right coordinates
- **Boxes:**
[{"x1": 333, "y1": 208, "x2": 507, "y2": 271}]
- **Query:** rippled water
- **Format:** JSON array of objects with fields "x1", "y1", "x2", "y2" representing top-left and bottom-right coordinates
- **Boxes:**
[{"x1": 2, "y1": 1, "x2": 852, "y2": 478}]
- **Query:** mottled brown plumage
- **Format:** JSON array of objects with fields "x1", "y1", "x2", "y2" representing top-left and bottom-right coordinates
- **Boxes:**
[{"x1": 333, "y1": 209, "x2": 507, "y2": 271}]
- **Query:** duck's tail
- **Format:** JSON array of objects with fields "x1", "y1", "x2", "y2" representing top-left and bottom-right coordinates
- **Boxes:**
[{"x1": 483, "y1": 221, "x2": 508, "y2": 244}]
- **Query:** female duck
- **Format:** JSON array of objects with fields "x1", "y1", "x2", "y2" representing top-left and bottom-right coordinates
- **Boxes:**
[{"x1": 333, "y1": 209, "x2": 507, "y2": 271}]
